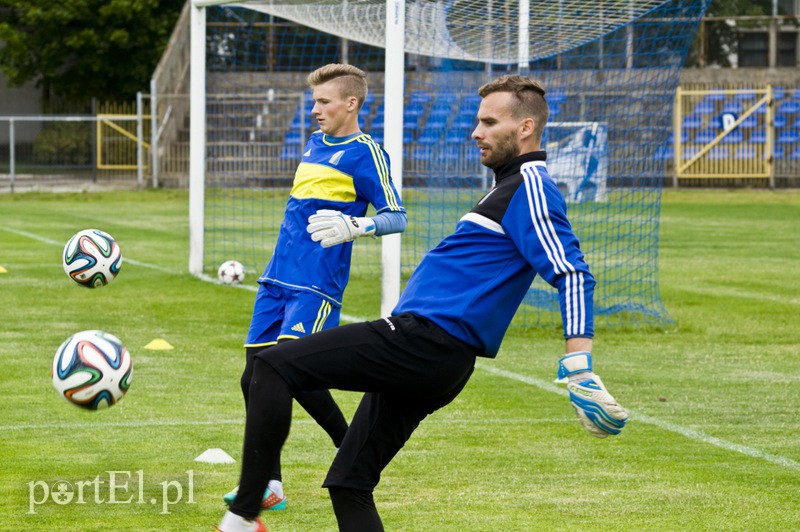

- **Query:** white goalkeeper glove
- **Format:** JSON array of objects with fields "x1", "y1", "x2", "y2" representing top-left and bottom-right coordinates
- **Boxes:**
[
  {"x1": 307, "y1": 209, "x2": 376, "y2": 248},
  {"x1": 557, "y1": 352, "x2": 628, "y2": 438}
]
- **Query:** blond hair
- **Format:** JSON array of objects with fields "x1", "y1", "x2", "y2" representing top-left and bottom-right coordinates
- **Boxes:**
[
  {"x1": 307, "y1": 64, "x2": 368, "y2": 109},
  {"x1": 478, "y1": 75, "x2": 549, "y2": 144}
]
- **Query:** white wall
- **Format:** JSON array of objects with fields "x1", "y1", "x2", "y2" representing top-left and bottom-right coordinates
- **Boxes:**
[{"x1": 0, "y1": 73, "x2": 43, "y2": 143}]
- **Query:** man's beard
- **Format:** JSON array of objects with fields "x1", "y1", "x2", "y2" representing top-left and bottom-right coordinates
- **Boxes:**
[{"x1": 482, "y1": 131, "x2": 520, "y2": 170}]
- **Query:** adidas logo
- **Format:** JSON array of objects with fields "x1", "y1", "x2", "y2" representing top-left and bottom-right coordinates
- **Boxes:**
[
  {"x1": 303, "y1": 148, "x2": 312, "y2": 157},
  {"x1": 328, "y1": 150, "x2": 345, "y2": 165},
  {"x1": 291, "y1": 322, "x2": 306, "y2": 334}
]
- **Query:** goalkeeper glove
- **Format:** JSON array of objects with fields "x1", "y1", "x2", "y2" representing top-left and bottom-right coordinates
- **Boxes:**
[
  {"x1": 557, "y1": 352, "x2": 628, "y2": 438},
  {"x1": 307, "y1": 209, "x2": 376, "y2": 248}
]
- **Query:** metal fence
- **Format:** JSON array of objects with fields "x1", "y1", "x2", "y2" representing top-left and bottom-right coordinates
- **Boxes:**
[{"x1": 0, "y1": 100, "x2": 150, "y2": 192}]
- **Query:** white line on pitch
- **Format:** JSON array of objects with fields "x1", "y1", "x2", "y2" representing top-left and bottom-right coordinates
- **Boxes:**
[
  {"x1": 0, "y1": 225, "x2": 180, "y2": 273},
  {"x1": 477, "y1": 363, "x2": 800, "y2": 471}
]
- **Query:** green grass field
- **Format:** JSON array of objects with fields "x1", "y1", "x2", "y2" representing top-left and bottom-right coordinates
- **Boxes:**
[{"x1": 1, "y1": 188, "x2": 799, "y2": 531}]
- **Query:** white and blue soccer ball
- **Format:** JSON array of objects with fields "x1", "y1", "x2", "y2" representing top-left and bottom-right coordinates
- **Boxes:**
[
  {"x1": 62, "y1": 229, "x2": 122, "y2": 288},
  {"x1": 52, "y1": 330, "x2": 133, "y2": 410},
  {"x1": 217, "y1": 260, "x2": 245, "y2": 285}
]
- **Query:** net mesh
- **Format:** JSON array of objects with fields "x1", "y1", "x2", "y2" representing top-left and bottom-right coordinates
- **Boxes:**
[{"x1": 201, "y1": 0, "x2": 710, "y2": 328}]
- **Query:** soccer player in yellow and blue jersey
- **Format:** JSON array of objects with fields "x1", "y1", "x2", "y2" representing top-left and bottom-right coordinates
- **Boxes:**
[{"x1": 223, "y1": 64, "x2": 406, "y2": 512}]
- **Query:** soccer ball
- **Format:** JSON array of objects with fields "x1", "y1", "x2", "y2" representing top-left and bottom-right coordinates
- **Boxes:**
[
  {"x1": 218, "y1": 260, "x2": 245, "y2": 284},
  {"x1": 62, "y1": 229, "x2": 122, "y2": 288},
  {"x1": 52, "y1": 330, "x2": 133, "y2": 410}
]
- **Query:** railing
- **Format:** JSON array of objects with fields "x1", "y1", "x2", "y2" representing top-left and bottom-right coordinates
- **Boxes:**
[{"x1": 0, "y1": 100, "x2": 150, "y2": 192}]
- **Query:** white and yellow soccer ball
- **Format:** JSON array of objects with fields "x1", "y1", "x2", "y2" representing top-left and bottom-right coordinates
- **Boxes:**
[
  {"x1": 217, "y1": 260, "x2": 245, "y2": 285},
  {"x1": 62, "y1": 229, "x2": 122, "y2": 288},
  {"x1": 52, "y1": 330, "x2": 133, "y2": 410}
]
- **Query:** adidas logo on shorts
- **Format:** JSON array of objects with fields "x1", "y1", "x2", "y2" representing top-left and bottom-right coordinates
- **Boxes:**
[{"x1": 291, "y1": 322, "x2": 306, "y2": 334}]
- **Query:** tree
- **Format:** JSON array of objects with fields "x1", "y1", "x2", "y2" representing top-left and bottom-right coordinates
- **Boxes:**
[{"x1": 0, "y1": 0, "x2": 185, "y2": 105}]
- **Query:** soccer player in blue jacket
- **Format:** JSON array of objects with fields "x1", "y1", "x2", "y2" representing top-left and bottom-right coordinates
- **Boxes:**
[
  {"x1": 223, "y1": 64, "x2": 407, "y2": 512},
  {"x1": 217, "y1": 74, "x2": 627, "y2": 532}
]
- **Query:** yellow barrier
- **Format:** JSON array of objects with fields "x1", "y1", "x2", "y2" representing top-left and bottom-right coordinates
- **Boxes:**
[
  {"x1": 96, "y1": 114, "x2": 150, "y2": 171},
  {"x1": 674, "y1": 86, "x2": 773, "y2": 181}
]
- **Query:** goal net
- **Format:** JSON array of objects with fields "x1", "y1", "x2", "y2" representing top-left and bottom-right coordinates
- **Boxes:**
[{"x1": 188, "y1": 0, "x2": 710, "y2": 328}]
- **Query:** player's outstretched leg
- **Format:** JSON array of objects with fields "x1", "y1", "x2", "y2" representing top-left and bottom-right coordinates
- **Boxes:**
[{"x1": 225, "y1": 346, "x2": 288, "y2": 511}]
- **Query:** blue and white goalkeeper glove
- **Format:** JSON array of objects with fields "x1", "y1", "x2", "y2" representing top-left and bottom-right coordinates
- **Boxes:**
[
  {"x1": 307, "y1": 209, "x2": 376, "y2": 248},
  {"x1": 558, "y1": 352, "x2": 628, "y2": 438}
]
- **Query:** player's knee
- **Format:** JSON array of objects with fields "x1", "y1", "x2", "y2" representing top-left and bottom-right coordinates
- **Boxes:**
[{"x1": 241, "y1": 346, "x2": 271, "y2": 401}]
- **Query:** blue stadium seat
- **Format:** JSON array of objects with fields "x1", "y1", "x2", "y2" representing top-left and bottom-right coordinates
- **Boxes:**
[
  {"x1": 721, "y1": 129, "x2": 744, "y2": 143},
  {"x1": 772, "y1": 87, "x2": 786, "y2": 99},
  {"x1": 777, "y1": 100, "x2": 800, "y2": 114},
  {"x1": 404, "y1": 114, "x2": 421, "y2": 132},
  {"x1": 412, "y1": 144, "x2": 435, "y2": 160},
  {"x1": 773, "y1": 115, "x2": 787, "y2": 128},
  {"x1": 408, "y1": 91, "x2": 432, "y2": 105},
  {"x1": 749, "y1": 130, "x2": 767, "y2": 144},
  {"x1": 416, "y1": 129, "x2": 441, "y2": 145},
  {"x1": 424, "y1": 115, "x2": 448, "y2": 129},
  {"x1": 789, "y1": 145, "x2": 800, "y2": 159},
  {"x1": 682, "y1": 114, "x2": 704, "y2": 129},
  {"x1": 692, "y1": 99, "x2": 716, "y2": 115},
  {"x1": 794, "y1": 116, "x2": 800, "y2": 129},
  {"x1": 739, "y1": 114, "x2": 758, "y2": 128},
  {"x1": 438, "y1": 92, "x2": 459, "y2": 106},
  {"x1": 279, "y1": 145, "x2": 301, "y2": 160},
  {"x1": 705, "y1": 92, "x2": 727, "y2": 101},
  {"x1": 430, "y1": 102, "x2": 454, "y2": 117},
  {"x1": 452, "y1": 113, "x2": 475, "y2": 129},
  {"x1": 548, "y1": 92, "x2": 567, "y2": 105},
  {"x1": 404, "y1": 103, "x2": 426, "y2": 118},
  {"x1": 721, "y1": 101, "x2": 743, "y2": 114},
  {"x1": 440, "y1": 144, "x2": 463, "y2": 161},
  {"x1": 459, "y1": 95, "x2": 481, "y2": 115},
  {"x1": 773, "y1": 144, "x2": 786, "y2": 159},
  {"x1": 693, "y1": 128, "x2": 719, "y2": 143},
  {"x1": 777, "y1": 129, "x2": 799, "y2": 144},
  {"x1": 445, "y1": 128, "x2": 470, "y2": 143},
  {"x1": 284, "y1": 130, "x2": 304, "y2": 145}
]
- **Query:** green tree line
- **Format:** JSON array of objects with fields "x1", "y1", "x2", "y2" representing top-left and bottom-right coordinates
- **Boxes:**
[{"x1": 0, "y1": 0, "x2": 184, "y2": 107}]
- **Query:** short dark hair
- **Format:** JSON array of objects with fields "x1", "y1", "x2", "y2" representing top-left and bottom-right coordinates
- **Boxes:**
[
  {"x1": 307, "y1": 64, "x2": 368, "y2": 109},
  {"x1": 478, "y1": 75, "x2": 549, "y2": 144}
]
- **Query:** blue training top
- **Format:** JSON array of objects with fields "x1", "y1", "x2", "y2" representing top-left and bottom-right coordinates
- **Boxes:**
[
  {"x1": 259, "y1": 131, "x2": 405, "y2": 306},
  {"x1": 393, "y1": 151, "x2": 594, "y2": 357}
]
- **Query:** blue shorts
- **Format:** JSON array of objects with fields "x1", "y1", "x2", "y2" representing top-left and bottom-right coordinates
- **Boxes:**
[{"x1": 245, "y1": 282, "x2": 341, "y2": 347}]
